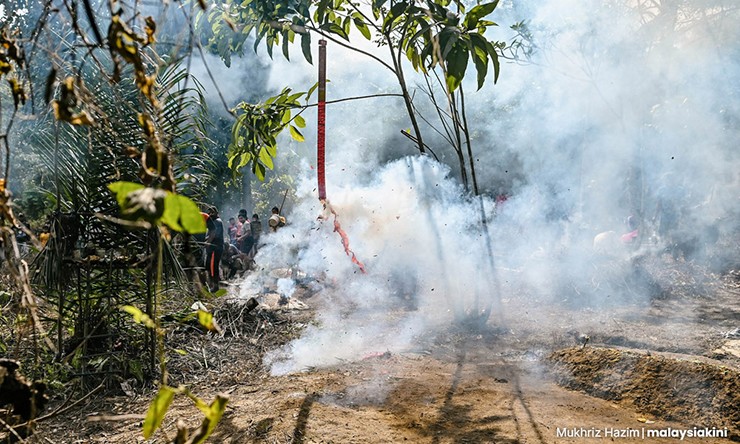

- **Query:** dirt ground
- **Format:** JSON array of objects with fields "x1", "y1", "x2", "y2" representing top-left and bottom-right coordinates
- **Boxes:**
[{"x1": 16, "y1": 259, "x2": 740, "y2": 443}]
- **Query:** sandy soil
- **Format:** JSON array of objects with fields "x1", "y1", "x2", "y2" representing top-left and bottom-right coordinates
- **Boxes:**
[{"x1": 15, "y1": 263, "x2": 740, "y2": 444}]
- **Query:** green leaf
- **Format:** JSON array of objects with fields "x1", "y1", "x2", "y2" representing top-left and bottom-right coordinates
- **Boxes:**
[
  {"x1": 259, "y1": 147, "x2": 275, "y2": 170},
  {"x1": 108, "y1": 181, "x2": 145, "y2": 209},
  {"x1": 306, "y1": 81, "x2": 319, "y2": 101},
  {"x1": 301, "y1": 32, "x2": 313, "y2": 64},
  {"x1": 469, "y1": 34, "x2": 490, "y2": 89},
  {"x1": 294, "y1": 115, "x2": 306, "y2": 128},
  {"x1": 265, "y1": 34, "x2": 275, "y2": 59},
  {"x1": 254, "y1": 23, "x2": 266, "y2": 53},
  {"x1": 342, "y1": 15, "x2": 352, "y2": 37},
  {"x1": 385, "y1": 1, "x2": 409, "y2": 31},
  {"x1": 160, "y1": 195, "x2": 184, "y2": 232},
  {"x1": 143, "y1": 386, "x2": 177, "y2": 439},
  {"x1": 445, "y1": 45, "x2": 468, "y2": 92},
  {"x1": 191, "y1": 395, "x2": 229, "y2": 444},
  {"x1": 281, "y1": 109, "x2": 292, "y2": 124},
  {"x1": 161, "y1": 193, "x2": 207, "y2": 234},
  {"x1": 316, "y1": 0, "x2": 331, "y2": 23},
  {"x1": 320, "y1": 22, "x2": 349, "y2": 40},
  {"x1": 353, "y1": 17, "x2": 371, "y2": 40},
  {"x1": 286, "y1": 92, "x2": 305, "y2": 103},
  {"x1": 476, "y1": 20, "x2": 498, "y2": 30},
  {"x1": 289, "y1": 125, "x2": 305, "y2": 142},
  {"x1": 439, "y1": 29, "x2": 459, "y2": 60},
  {"x1": 188, "y1": 392, "x2": 211, "y2": 415},
  {"x1": 281, "y1": 30, "x2": 290, "y2": 60},
  {"x1": 255, "y1": 162, "x2": 266, "y2": 181},
  {"x1": 236, "y1": 152, "x2": 252, "y2": 169},
  {"x1": 486, "y1": 41, "x2": 501, "y2": 83},
  {"x1": 407, "y1": 22, "x2": 434, "y2": 51},
  {"x1": 463, "y1": 1, "x2": 500, "y2": 31},
  {"x1": 373, "y1": 0, "x2": 389, "y2": 9},
  {"x1": 473, "y1": 55, "x2": 487, "y2": 90}
]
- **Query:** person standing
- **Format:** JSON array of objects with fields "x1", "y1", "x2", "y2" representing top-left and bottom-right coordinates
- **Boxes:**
[
  {"x1": 227, "y1": 216, "x2": 241, "y2": 247},
  {"x1": 250, "y1": 213, "x2": 263, "y2": 254},
  {"x1": 204, "y1": 206, "x2": 224, "y2": 292},
  {"x1": 268, "y1": 206, "x2": 286, "y2": 232},
  {"x1": 237, "y1": 212, "x2": 254, "y2": 257}
]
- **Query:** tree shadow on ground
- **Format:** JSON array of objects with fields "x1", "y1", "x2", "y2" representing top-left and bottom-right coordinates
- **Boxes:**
[{"x1": 424, "y1": 334, "x2": 547, "y2": 444}]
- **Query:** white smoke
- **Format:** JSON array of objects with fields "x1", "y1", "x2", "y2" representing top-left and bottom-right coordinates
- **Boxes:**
[
  {"x1": 276, "y1": 277, "x2": 296, "y2": 299},
  {"x1": 253, "y1": 157, "x2": 499, "y2": 374},
  {"x1": 232, "y1": 0, "x2": 739, "y2": 374}
]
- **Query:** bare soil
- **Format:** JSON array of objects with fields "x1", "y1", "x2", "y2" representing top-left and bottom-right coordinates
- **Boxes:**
[{"x1": 16, "y1": 261, "x2": 740, "y2": 443}]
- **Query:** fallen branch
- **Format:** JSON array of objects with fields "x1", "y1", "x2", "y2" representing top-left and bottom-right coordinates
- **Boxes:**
[{"x1": 87, "y1": 413, "x2": 145, "y2": 422}]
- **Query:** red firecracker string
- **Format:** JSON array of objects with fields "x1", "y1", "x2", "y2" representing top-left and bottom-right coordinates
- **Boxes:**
[
  {"x1": 317, "y1": 40, "x2": 327, "y2": 201},
  {"x1": 322, "y1": 201, "x2": 366, "y2": 274}
]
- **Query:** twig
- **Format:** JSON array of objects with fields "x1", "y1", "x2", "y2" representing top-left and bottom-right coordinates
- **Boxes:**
[
  {"x1": 87, "y1": 413, "x2": 145, "y2": 422},
  {"x1": 23, "y1": 382, "x2": 105, "y2": 425},
  {"x1": 33, "y1": 385, "x2": 78, "y2": 424},
  {"x1": 0, "y1": 417, "x2": 25, "y2": 442},
  {"x1": 301, "y1": 93, "x2": 404, "y2": 107},
  {"x1": 194, "y1": 39, "x2": 236, "y2": 117}
]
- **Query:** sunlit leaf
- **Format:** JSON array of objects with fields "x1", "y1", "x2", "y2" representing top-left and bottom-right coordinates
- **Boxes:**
[
  {"x1": 286, "y1": 91, "x2": 305, "y2": 103},
  {"x1": 289, "y1": 125, "x2": 305, "y2": 142},
  {"x1": 108, "y1": 181, "x2": 145, "y2": 209},
  {"x1": 143, "y1": 386, "x2": 177, "y2": 438},
  {"x1": 161, "y1": 193, "x2": 207, "y2": 234},
  {"x1": 281, "y1": 109, "x2": 292, "y2": 124},
  {"x1": 463, "y1": 1, "x2": 499, "y2": 30},
  {"x1": 193, "y1": 395, "x2": 229, "y2": 444},
  {"x1": 486, "y1": 41, "x2": 501, "y2": 83},
  {"x1": 320, "y1": 22, "x2": 349, "y2": 40},
  {"x1": 306, "y1": 81, "x2": 319, "y2": 101},
  {"x1": 121, "y1": 305, "x2": 156, "y2": 329},
  {"x1": 259, "y1": 148, "x2": 274, "y2": 170},
  {"x1": 255, "y1": 162, "x2": 266, "y2": 181},
  {"x1": 353, "y1": 17, "x2": 371, "y2": 40},
  {"x1": 197, "y1": 309, "x2": 220, "y2": 332}
]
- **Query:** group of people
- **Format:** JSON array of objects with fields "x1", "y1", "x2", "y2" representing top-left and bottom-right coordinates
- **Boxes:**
[{"x1": 202, "y1": 205, "x2": 286, "y2": 292}]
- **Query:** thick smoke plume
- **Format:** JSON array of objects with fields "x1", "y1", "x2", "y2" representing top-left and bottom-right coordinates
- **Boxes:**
[{"x1": 234, "y1": 0, "x2": 739, "y2": 374}]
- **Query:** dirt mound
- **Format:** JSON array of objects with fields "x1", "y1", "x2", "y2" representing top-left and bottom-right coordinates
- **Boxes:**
[{"x1": 549, "y1": 346, "x2": 740, "y2": 440}]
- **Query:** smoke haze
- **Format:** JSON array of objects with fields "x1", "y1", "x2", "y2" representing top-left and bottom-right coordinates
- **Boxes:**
[{"x1": 230, "y1": 0, "x2": 739, "y2": 374}]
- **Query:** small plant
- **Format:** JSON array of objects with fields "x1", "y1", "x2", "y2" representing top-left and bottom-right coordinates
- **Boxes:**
[
  {"x1": 110, "y1": 178, "x2": 230, "y2": 442},
  {"x1": 121, "y1": 304, "x2": 226, "y2": 443},
  {"x1": 144, "y1": 385, "x2": 228, "y2": 444}
]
